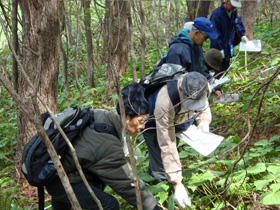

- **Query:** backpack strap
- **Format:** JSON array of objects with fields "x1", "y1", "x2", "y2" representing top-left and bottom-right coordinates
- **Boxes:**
[
  {"x1": 167, "y1": 80, "x2": 196, "y2": 132},
  {"x1": 167, "y1": 80, "x2": 181, "y2": 114},
  {"x1": 145, "y1": 81, "x2": 180, "y2": 130}
]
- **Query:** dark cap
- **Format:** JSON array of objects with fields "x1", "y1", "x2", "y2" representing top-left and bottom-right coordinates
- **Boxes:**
[
  {"x1": 181, "y1": 72, "x2": 208, "y2": 111},
  {"x1": 204, "y1": 48, "x2": 223, "y2": 72},
  {"x1": 117, "y1": 83, "x2": 150, "y2": 116},
  {"x1": 193, "y1": 17, "x2": 218, "y2": 40}
]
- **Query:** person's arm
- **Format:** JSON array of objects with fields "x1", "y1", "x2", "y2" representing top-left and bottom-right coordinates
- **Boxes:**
[
  {"x1": 154, "y1": 102, "x2": 183, "y2": 185},
  {"x1": 235, "y1": 15, "x2": 246, "y2": 37},
  {"x1": 82, "y1": 131, "x2": 158, "y2": 210},
  {"x1": 166, "y1": 43, "x2": 192, "y2": 70},
  {"x1": 210, "y1": 11, "x2": 224, "y2": 50}
]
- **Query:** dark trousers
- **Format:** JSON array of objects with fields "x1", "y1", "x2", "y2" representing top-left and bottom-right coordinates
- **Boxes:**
[
  {"x1": 143, "y1": 131, "x2": 182, "y2": 182},
  {"x1": 46, "y1": 180, "x2": 119, "y2": 210},
  {"x1": 143, "y1": 131, "x2": 167, "y2": 182},
  {"x1": 217, "y1": 59, "x2": 230, "y2": 79}
]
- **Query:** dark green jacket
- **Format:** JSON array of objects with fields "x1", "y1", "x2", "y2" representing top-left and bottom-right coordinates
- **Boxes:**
[{"x1": 61, "y1": 108, "x2": 158, "y2": 209}]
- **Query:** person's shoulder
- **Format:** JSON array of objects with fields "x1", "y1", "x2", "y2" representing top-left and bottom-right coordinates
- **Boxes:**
[{"x1": 212, "y1": 4, "x2": 224, "y2": 15}]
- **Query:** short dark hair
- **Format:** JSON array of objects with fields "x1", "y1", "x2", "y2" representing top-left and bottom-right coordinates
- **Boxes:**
[{"x1": 116, "y1": 83, "x2": 150, "y2": 117}]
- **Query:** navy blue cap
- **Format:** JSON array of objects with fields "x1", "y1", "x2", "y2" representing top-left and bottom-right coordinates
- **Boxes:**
[{"x1": 193, "y1": 17, "x2": 218, "y2": 40}]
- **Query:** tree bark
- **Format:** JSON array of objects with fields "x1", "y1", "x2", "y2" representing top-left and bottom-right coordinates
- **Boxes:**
[
  {"x1": 139, "y1": 0, "x2": 146, "y2": 79},
  {"x1": 240, "y1": 1, "x2": 257, "y2": 39},
  {"x1": 186, "y1": 0, "x2": 211, "y2": 21},
  {"x1": 12, "y1": 0, "x2": 19, "y2": 93},
  {"x1": 104, "y1": 0, "x2": 129, "y2": 90},
  {"x1": 60, "y1": 1, "x2": 70, "y2": 96},
  {"x1": 17, "y1": 0, "x2": 60, "y2": 179},
  {"x1": 127, "y1": 1, "x2": 137, "y2": 82},
  {"x1": 186, "y1": 1, "x2": 197, "y2": 21},
  {"x1": 197, "y1": 1, "x2": 211, "y2": 18},
  {"x1": 83, "y1": 0, "x2": 95, "y2": 88}
]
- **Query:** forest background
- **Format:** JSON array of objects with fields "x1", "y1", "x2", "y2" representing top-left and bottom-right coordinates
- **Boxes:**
[{"x1": 0, "y1": 0, "x2": 279, "y2": 209}]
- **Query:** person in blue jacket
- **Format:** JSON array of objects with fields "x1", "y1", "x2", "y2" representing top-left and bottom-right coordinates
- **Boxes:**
[
  {"x1": 210, "y1": 0, "x2": 247, "y2": 78},
  {"x1": 157, "y1": 17, "x2": 218, "y2": 79}
]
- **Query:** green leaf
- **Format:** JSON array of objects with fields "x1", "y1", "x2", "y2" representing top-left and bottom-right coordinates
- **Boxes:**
[
  {"x1": 168, "y1": 194, "x2": 174, "y2": 210},
  {"x1": 270, "y1": 57, "x2": 280, "y2": 66},
  {"x1": 247, "y1": 163, "x2": 266, "y2": 174},
  {"x1": 269, "y1": 135, "x2": 280, "y2": 142},
  {"x1": 260, "y1": 191, "x2": 280, "y2": 205},
  {"x1": 254, "y1": 180, "x2": 271, "y2": 191},
  {"x1": 138, "y1": 173, "x2": 154, "y2": 182},
  {"x1": 188, "y1": 184, "x2": 197, "y2": 192},
  {"x1": 254, "y1": 139, "x2": 270, "y2": 146},
  {"x1": 157, "y1": 191, "x2": 169, "y2": 205},
  {"x1": 147, "y1": 181, "x2": 170, "y2": 195},
  {"x1": 233, "y1": 171, "x2": 246, "y2": 182},
  {"x1": 267, "y1": 166, "x2": 280, "y2": 176},
  {"x1": 270, "y1": 183, "x2": 280, "y2": 192}
]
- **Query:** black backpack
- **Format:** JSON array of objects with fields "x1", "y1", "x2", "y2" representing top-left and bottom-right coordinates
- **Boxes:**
[
  {"x1": 139, "y1": 63, "x2": 187, "y2": 99},
  {"x1": 21, "y1": 106, "x2": 118, "y2": 210}
]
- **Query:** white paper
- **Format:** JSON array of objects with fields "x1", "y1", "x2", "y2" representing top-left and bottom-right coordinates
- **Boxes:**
[
  {"x1": 212, "y1": 93, "x2": 239, "y2": 103},
  {"x1": 239, "y1": 40, "x2": 261, "y2": 52},
  {"x1": 210, "y1": 77, "x2": 231, "y2": 89},
  {"x1": 176, "y1": 125, "x2": 224, "y2": 156}
]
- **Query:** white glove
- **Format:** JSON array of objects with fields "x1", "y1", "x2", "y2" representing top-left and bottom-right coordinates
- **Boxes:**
[
  {"x1": 198, "y1": 122, "x2": 210, "y2": 133},
  {"x1": 241, "y1": 36, "x2": 249, "y2": 43},
  {"x1": 220, "y1": 50, "x2": 225, "y2": 58},
  {"x1": 174, "y1": 184, "x2": 191, "y2": 208}
]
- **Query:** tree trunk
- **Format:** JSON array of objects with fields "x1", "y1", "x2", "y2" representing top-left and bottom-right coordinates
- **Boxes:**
[
  {"x1": 16, "y1": 0, "x2": 60, "y2": 179},
  {"x1": 139, "y1": 0, "x2": 146, "y2": 79},
  {"x1": 196, "y1": 1, "x2": 211, "y2": 18},
  {"x1": 240, "y1": 1, "x2": 257, "y2": 39},
  {"x1": 60, "y1": 1, "x2": 70, "y2": 96},
  {"x1": 186, "y1": 0, "x2": 211, "y2": 21},
  {"x1": 64, "y1": 1, "x2": 74, "y2": 45},
  {"x1": 104, "y1": 0, "x2": 129, "y2": 90},
  {"x1": 186, "y1": 1, "x2": 197, "y2": 21},
  {"x1": 83, "y1": 0, "x2": 95, "y2": 88},
  {"x1": 12, "y1": 0, "x2": 19, "y2": 93},
  {"x1": 209, "y1": 1, "x2": 216, "y2": 15},
  {"x1": 127, "y1": 1, "x2": 137, "y2": 82}
]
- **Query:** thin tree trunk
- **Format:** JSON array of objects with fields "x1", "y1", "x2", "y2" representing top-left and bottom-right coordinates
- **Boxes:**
[
  {"x1": 186, "y1": 0, "x2": 197, "y2": 21},
  {"x1": 209, "y1": 1, "x2": 215, "y2": 15},
  {"x1": 60, "y1": 40, "x2": 70, "y2": 95},
  {"x1": 83, "y1": 0, "x2": 95, "y2": 87},
  {"x1": 240, "y1": 1, "x2": 257, "y2": 39},
  {"x1": 127, "y1": 1, "x2": 137, "y2": 82},
  {"x1": 12, "y1": 0, "x2": 19, "y2": 93},
  {"x1": 196, "y1": 0, "x2": 211, "y2": 18},
  {"x1": 65, "y1": 1, "x2": 74, "y2": 45},
  {"x1": 73, "y1": 2, "x2": 83, "y2": 107},
  {"x1": 104, "y1": 1, "x2": 143, "y2": 209},
  {"x1": 60, "y1": 1, "x2": 70, "y2": 96},
  {"x1": 186, "y1": 0, "x2": 211, "y2": 21},
  {"x1": 104, "y1": 0, "x2": 129, "y2": 90},
  {"x1": 139, "y1": 0, "x2": 146, "y2": 79}
]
